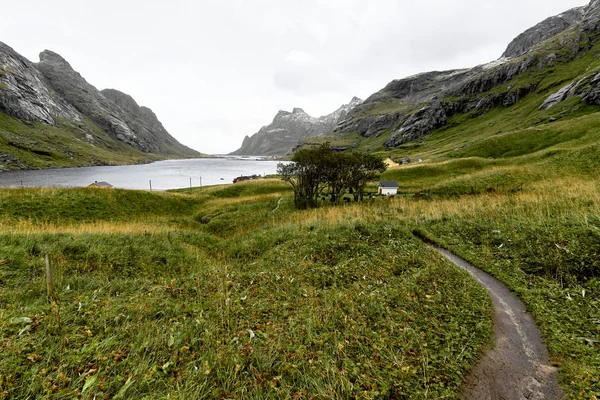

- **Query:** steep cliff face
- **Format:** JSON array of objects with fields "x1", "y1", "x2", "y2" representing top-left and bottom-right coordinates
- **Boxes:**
[
  {"x1": 334, "y1": 58, "x2": 538, "y2": 143},
  {"x1": 335, "y1": 70, "x2": 476, "y2": 139},
  {"x1": 35, "y1": 51, "x2": 142, "y2": 147},
  {"x1": 0, "y1": 43, "x2": 198, "y2": 170},
  {"x1": 333, "y1": 0, "x2": 600, "y2": 150},
  {"x1": 100, "y1": 88, "x2": 194, "y2": 155},
  {"x1": 34, "y1": 51, "x2": 196, "y2": 155},
  {"x1": 0, "y1": 43, "x2": 81, "y2": 125},
  {"x1": 231, "y1": 97, "x2": 362, "y2": 156}
]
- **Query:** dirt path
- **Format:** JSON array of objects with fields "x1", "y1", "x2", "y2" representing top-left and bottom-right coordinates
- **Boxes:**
[
  {"x1": 272, "y1": 197, "x2": 283, "y2": 212},
  {"x1": 424, "y1": 242, "x2": 564, "y2": 400}
]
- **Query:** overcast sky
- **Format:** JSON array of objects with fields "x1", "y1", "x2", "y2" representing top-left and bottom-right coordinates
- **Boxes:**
[{"x1": 1, "y1": 0, "x2": 588, "y2": 154}]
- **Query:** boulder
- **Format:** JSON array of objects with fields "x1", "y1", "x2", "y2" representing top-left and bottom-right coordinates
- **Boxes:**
[{"x1": 540, "y1": 82, "x2": 577, "y2": 110}]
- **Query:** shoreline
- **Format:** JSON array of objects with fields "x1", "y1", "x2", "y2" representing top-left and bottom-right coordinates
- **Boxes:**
[
  {"x1": 0, "y1": 154, "x2": 212, "y2": 173},
  {"x1": 0, "y1": 158, "x2": 284, "y2": 191}
]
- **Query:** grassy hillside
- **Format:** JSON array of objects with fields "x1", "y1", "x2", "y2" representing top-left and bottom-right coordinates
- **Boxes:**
[
  {"x1": 0, "y1": 112, "x2": 203, "y2": 171},
  {"x1": 2, "y1": 54, "x2": 600, "y2": 395},
  {"x1": 295, "y1": 29, "x2": 600, "y2": 164},
  {"x1": 0, "y1": 147, "x2": 599, "y2": 399},
  {"x1": 3, "y1": 48, "x2": 600, "y2": 397},
  {"x1": 0, "y1": 181, "x2": 495, "y2": 399}
]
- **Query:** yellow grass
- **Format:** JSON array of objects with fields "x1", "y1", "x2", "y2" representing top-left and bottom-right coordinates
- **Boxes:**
[
  {"x1": 281, "y1": 177, "x2": 600, "y2": 228},
  {"x1": 0, "y1": 219, "x2": 176, "y2": 235},
  {"x1": 385, "y1": 157, "x2": 400, "y2": 168},
  {"x1": 2, "y1": 177, "x2": 597, "y2": 238},
  {"x1": 284, "y1": 201, "x2": 387, "y2": 227},
  {"x1": 208, "y1": 193, "x2": 285, "y2": 206}
]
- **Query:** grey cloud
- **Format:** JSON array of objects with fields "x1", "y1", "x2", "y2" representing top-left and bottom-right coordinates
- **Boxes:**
[{"x1": 273, "y1": 51, "x2": 345, "y2": 95}]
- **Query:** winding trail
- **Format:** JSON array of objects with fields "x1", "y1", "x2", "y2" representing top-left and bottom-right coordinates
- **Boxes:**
[{"x1": 423, "y1": 242, "x2": 564, "y2": 400}]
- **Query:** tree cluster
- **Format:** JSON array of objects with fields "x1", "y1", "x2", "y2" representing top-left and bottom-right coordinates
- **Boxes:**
[{"x1": 277, "y1": 144, "x2": 387, "y2": 209}]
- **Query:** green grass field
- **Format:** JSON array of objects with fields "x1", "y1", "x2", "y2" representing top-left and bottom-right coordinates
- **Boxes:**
[
  {"x1": 0, "y1": 182, "x2": 493, "y2": 399},
  {"x1": 0, "y1": 158, "x2": 599, "y2": 399},
  {"x1": 2, "y1": 54, "x2": 600, "y2": 396},
  {"x1": 2, "y1": 15, "x2": 600, "y2": 398}
]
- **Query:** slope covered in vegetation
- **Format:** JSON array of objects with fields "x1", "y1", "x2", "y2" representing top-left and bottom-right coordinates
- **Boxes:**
[
  {"x1": 0, "y1": 134, "x2": 599, "y2": 398},
  {"x1": 296, "y1": 1, "x2": 600, "y2": 171},
  {"x1": 0, "y1": 182, "x2": 494, "y2": 399},
  {"x1": 2, "y1": 7, "x2": 600, "y2": 394}
]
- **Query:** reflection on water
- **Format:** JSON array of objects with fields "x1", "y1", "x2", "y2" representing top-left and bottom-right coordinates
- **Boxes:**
[{"x1": 0, "y1": 157, "x2": 283, "y2": 190}]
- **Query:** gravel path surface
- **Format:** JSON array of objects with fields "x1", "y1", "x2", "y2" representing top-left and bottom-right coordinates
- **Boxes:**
[{"x1": 425, "y1": 242, "x2": 564, "y2": 400}]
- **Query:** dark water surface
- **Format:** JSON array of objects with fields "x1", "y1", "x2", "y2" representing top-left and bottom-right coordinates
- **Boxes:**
[{"x1": 0, "y1": 157, "x2": 282, "y2": 190}]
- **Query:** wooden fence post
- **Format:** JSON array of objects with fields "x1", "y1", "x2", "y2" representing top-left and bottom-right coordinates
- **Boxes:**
[{"x1": 45, "y1": 255, "x2": 54, "y2": 301}]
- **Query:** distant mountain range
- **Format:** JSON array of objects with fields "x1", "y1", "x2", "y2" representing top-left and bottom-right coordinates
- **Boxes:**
[
  {"x1": 235, "y1": 0, "x2": 600, "y2": 158},
  {"x1": 0, "y1": 43, "x2": 200, "y2": 170},
  {"x1": 329, "y1": 0, "x2": 600, "y2": 151},
  {"x1": 230, "y1": 97, "x2": 362, "y2": 156},
  {"x1": 4, "y1": 0, "x2": 600, "y2": 168}
]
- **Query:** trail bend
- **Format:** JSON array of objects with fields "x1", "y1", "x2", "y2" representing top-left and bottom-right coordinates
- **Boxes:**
[{"x1": 424, "y1": 242, "x2": 563, "y2": 400}]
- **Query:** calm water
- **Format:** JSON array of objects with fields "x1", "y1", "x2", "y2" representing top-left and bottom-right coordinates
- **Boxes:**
[{"x1": 0, "y1": 158, "x2": 283, "y2": 190}]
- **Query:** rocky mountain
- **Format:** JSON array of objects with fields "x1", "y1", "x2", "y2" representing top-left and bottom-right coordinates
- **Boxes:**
[
  {"x1": 0, "y1": 43, "x2": 81, "y2": 125},
  {"x1": 100, "y1": 88, "x2": 188, "y2": 153},
  {"x1": 230, "y1": 97, "x2": 362, "y2": 156},
  {"x1": 0, "y1": 43, "x2": 199, "y2": 170},
  {"x1": 502, "y1": 6, "x2": 587, "y2": 58},
  {"x1": 330, "y1": 0, "x2": 600, "y2": 151}
]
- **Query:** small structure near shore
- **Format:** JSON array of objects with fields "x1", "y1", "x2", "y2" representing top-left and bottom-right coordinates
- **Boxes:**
[
  {"x1": 233, "y1": 174, "x2": 261, "y2": 184},
  {"x1": 88, "y1": 181, "x2": 113, "y2": 188},
  {"x1": 378, "y1": 180, "x2": 398, "y2": 196}
]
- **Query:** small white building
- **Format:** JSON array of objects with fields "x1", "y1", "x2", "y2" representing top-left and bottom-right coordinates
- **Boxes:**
[{"x1": 378, "y1": 180, "x2": 399, "y2": 196}]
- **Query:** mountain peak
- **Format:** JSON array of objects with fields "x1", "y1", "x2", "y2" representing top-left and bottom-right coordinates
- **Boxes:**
[
  {"x1": 0, "y1": 43, "x2": 81, "y2": 125},
  {"x1": 0, "y1": 42, "x2": 199, "y2": 169},
  {"x1": 231, "y1": 98, "x2": 362, "y2": 156},
  {"x1": 34, "y1": 49, "x2": 195, "y2": 154},
  {"x1": 292, "y1": 107, "x2": 306, "y2": 114},
  {"x1": 275, "y1": 110, "x2": 292, "y2": 119},
  {"x1": 502, "y1": 5, "x2": 586, "y2": 58},
  {"x1": 38, "y1": 50, "x2": 73, "y2": 69},
  {"x1": 334, "y1": 0, "x2": 600, "y2": 149},
  {"x1": 348, "y1": 97, "x2": 363, "y2": 107}
]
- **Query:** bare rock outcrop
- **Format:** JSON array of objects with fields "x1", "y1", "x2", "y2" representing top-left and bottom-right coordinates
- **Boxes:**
[
  {"x1": 540, "y1": 72, "x2": 600, "y2": 109},
  {"x1": 100, "y1": 88, "x2": 192, "y2": 155},
  {"x1": 385, "y1": 101, "x2": 447, "y2": 148},
  {"x1": 502, "y1": 6, "x2": 586, "y2": 58},
  {"x1": 0, "y1": 42, "x2": 81, "y2": 125}
]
